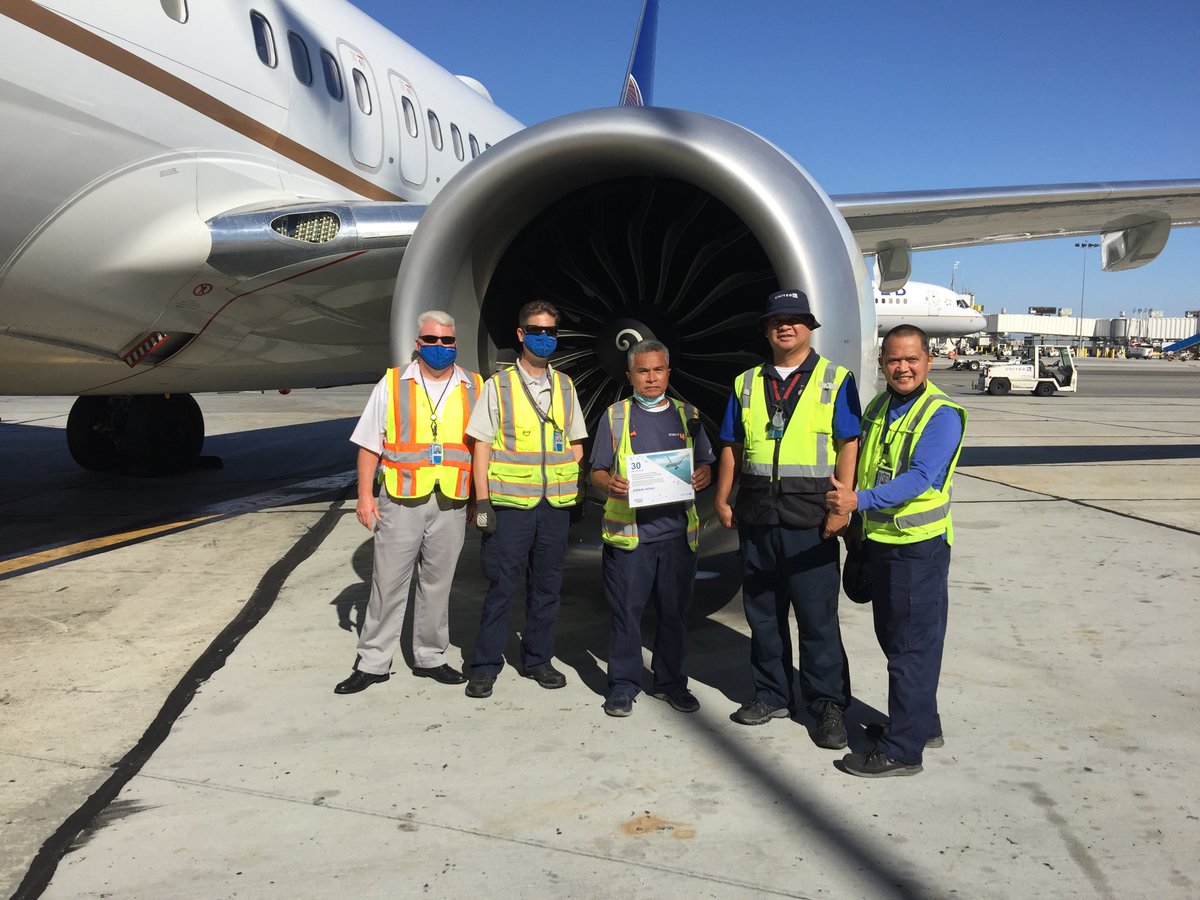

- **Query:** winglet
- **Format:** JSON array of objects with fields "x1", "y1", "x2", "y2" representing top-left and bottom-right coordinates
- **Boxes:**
[{"x1": 618, "y1": 0, "x2": 658, "y2": 107}]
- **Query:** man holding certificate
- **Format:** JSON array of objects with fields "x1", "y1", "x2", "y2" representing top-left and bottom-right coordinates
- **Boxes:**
[{"x1": 589, "y1": 340, "x2": 715, "y2": 718}]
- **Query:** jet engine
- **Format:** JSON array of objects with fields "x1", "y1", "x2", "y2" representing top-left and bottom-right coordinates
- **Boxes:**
[{"x1": 391, "y1": 107, "x2": 876, "y2": 431}]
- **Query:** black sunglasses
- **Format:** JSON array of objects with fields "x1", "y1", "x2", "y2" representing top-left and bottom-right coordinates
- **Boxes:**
[
  {"x1": 418, "y1": 334, "x2": 456, "y2": 345},
  {"x1": 522, "y1": 325, "x2": 559, "y2": 337}
]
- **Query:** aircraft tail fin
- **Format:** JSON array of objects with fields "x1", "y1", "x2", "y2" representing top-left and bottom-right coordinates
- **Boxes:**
[{"x1": 618, "y1": 0, "x2": 658, "y2": 107}]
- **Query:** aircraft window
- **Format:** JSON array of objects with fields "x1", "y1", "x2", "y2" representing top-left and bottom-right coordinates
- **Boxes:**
[
  {"x1": 469, "y1": 134, "x2": 480, "y2": 158},
  {"x1": 451, "y1": 123, "x2": 464, "y2": 160},
  {"x1": 287, "y1": 32, "x2": 312, "y2": 86},
  {"x1": 352, "y1": 68, "x2": 372, "y2": 115},
  {"x1": 401, "y1": 96, "x2": 419, "y2": 138},
  {"x1": 320, "y1": 50, "x2": 343, "y2": 100},
  {"x1": 160, "y1": 0, "x2": 188, "y2": 23},
  {"x1": 250, "y1": 11, "x2": 276, "y2": 68},
  {"x1": 428, "y1": 110, "x2": 443, "y2": 150}
]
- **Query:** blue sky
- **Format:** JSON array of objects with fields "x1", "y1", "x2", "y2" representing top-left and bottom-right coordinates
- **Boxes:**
[{"x1": 351, "y1": 1, "x2": 1200, "y2": 319}]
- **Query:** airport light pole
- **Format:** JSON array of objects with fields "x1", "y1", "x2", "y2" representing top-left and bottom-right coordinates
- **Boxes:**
[{"x1": 1075, "y1": 241, "x2": 1099, "y2": 354}]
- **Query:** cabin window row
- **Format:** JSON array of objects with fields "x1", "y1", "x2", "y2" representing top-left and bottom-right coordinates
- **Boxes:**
[{"x1": 244, "y1": 10, "x2": 488, "y2": 162}]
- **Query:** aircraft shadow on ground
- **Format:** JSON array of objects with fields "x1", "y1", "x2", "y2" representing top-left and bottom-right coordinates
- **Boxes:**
[{"x1": 961, "y1": 443, "x2": 1200, "y2": 467}]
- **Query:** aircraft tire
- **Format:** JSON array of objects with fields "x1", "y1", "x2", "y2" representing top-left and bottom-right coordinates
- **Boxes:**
[
  {"x1": 125, "y1": 394, "x2": 205, "y2": 471},
  {"x1": 987, "y1": 378, "x2": 1010, "y2": 396},
  {"x1": 66, "y1": 396, "x2": 125, "y2": 471}
]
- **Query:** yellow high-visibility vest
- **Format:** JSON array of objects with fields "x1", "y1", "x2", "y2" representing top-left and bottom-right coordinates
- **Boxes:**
[
  {"x1": 380, "y1": 366, "x2": 483, "y2": 500},
  {"x1": 735, "y1": 356, "x2": 849, "y2": 492},
  {"x1": 600, "y1": 398, "x2": 700, "y2": 551},
  {"x1": 486, "y1": 365, "x2": 580, "y2": 508},
  {"x1": 856, "y1": 381, "x2": 966, "y2": 544}
]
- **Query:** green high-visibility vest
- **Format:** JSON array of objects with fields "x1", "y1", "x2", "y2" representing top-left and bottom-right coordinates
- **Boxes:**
[
  {"x1": 736, "y1": 356, "x2": 849, "y2": 492},
  {"x1": 486, "y1": 366, "x2": 580, "y2": 509},
  {"x1": 600, "y1": 398, "x2": 700, "y2": 551},
  {"x1": 856, "y1": 381, "x2": 966, "y2": 545}
]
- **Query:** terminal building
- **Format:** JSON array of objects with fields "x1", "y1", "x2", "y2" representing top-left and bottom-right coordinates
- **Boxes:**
[{"x1": 976, "y1": 308, "x2": 1200, "y2": 357}]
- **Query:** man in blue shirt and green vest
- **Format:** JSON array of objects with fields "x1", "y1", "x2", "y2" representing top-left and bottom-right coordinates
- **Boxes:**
[
  {"x1": 827, "y1": 324, "x2": 967, "y2": 777},
  {"x1": 589, "y1": 340, "x2": 715, "y2": 718},
  {"x1": 714, "y1": 289, "x2": 861, "y2": 751}
]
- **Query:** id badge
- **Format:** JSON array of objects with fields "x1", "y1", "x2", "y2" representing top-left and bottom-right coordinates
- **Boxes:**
[
  {"x1": 768, "y1": 408, "x2": 785, "y2": 440},
  {"x1": 875, "y1": 466, "x2": 893, "y2": 487},
  {"x1": 429, "y1": 443, "x2": 443, "y2": 465},
  {"x1": 553, "y1": 430, "x2": 565, "y2": 453}
]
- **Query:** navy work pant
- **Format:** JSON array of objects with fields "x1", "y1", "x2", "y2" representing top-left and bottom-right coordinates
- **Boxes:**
[
  {"x1": 869, "y1": 536, "x2": 950, "y2": 766},
  {"x1": 739, "y1": 524, "x2": 851, "y2": 716},
  {"x1": 471, "y1": 501, "x2": 569, "y2": 675},
  {"x1": 603, "y1": 535, "x2": 695, "y2": 699}
]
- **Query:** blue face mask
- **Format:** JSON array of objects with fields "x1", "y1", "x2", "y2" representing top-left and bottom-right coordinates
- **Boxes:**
[
  {"x1": 418, "y1": 343, "x2": 457, "y2": 371},
  {"x1": 523, "y1": 332, "x2": 557, "y2": 359},
  {"x1": 632, "y1": 391, "x2": 666, "y2": 410}
]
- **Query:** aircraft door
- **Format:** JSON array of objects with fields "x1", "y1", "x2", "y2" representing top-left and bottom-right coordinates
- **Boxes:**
[
  {"x1": 337, "y1": 41, "x2": 383, "y2": 170},
  {"x1": 389, "y1": 73, "x2": 428, "y2": 187}
]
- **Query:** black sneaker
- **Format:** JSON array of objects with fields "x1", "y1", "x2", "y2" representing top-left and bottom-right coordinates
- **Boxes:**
[
  {"x1": 730, "y1": 699, "x2": 789, "y2": 726},
  {"x1": 603, "y1": 693, "x2": 634, "y2": 717},
  {"x1": 864, "y1": 722, "x2": 945, "y2": 749},
  {"x1": 523, "y1": 662, "x2": 567, "y2": 689},
  {"x1": 842, "y1": 749, "x2": 922, "y2": 778},
  {"x1": 652, "y1": 688, "x2": 700, "y2": 713},
  {"x1": 464, "y1": 672, "x2": 496, "y2": 699},
  {"x1": 813, "y1": 701, "x2": 848, "y2": 750}
]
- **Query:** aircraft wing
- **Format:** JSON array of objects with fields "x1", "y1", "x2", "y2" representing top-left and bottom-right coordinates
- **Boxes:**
[{"x1": 834, "y1": 179, "x2": 1200, "y2": 290}]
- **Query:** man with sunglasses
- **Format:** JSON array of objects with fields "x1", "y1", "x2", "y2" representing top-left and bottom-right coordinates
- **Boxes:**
[
  {"x1": 463, "y1": 300, "x2": 587, "y2": 699},
  {"x1": 713, "y1": 289, "x2": 861, "y2": 750},
  {"x1": 334, "y1": 310, "x2": 484, "y2": 694}
]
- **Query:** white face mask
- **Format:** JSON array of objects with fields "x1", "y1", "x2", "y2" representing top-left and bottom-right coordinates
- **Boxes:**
[{"x1": 632, "y1": 391, "x2": 666, "y2": 410}]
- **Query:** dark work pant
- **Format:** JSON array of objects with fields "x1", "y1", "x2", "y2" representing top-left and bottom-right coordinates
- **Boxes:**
[
  {"x1": 739, "y1": 523, "x2": 851, "y2": 716},
  {"x1": 869, "y1": 536, "x2": 950, "y2": 766},
  {"x1": 472, "y1": 501, "x2": 569, "y2": 675},
  {"x1": 602, "y1": 535, "x2": 696, "y2": 698}
]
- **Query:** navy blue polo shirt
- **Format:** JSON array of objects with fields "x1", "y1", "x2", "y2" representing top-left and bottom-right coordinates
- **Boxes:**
[{"x1": 591, "y1": 400, "x2": 716, "y2": 543}]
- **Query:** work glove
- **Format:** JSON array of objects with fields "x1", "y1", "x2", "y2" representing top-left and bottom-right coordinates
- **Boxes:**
[{"x1": 474, "y1": 499, "x2": 497, "y2": 534}]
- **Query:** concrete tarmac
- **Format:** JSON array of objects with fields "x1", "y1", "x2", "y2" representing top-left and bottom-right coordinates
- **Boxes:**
[{"x1": 2, "y1": 359, "x2": 1199, "y2": 898}]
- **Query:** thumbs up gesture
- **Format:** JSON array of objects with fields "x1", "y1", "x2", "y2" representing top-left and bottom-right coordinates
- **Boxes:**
[{"x1": 825, "y1": 473, "x2": 857, "y2": 516}]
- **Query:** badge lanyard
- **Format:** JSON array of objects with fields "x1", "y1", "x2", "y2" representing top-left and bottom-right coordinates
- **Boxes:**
[
  {"x1": 418, "y1": 371, "x2": 453, "y2": 465},
  {"x1": 517, "y1": 366, "x2": 565, "y2": 453},
  {"x1": 767, "y1": 371, "x2": 804, "y2": 439}
]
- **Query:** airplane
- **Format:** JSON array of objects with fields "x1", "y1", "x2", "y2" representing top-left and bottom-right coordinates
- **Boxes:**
[
  {"x1": 2, "y1": 0, "x2": 1199, "y2": 471},
  {"x1": 873, "y1": 282, "x2": 987, "y2": 338}
]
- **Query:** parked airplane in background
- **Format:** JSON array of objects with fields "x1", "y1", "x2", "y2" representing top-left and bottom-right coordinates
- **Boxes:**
[
  {"x1": 2, "y1": 0, "x2": 1198, "y2": 471},
  {"x1": 874, "y1": 282, "x2": 986, "y2": 338}
]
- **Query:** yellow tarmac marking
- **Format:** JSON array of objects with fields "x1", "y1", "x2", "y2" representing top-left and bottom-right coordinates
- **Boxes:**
[{"x1": 0, "y1": 515, "x2": 221, "y2": 577}]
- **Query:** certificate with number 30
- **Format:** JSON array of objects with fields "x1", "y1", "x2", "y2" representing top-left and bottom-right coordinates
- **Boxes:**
[{"x1": 626, "y1": 448, "x2": 695, "y2": 508}]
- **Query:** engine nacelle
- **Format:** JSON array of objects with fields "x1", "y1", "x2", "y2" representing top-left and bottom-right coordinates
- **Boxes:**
[{"x1": 391, "y1": 107, "x2": 875, "y2": 427}]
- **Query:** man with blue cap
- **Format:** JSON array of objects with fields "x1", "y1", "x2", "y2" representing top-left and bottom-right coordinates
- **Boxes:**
[{"x1": 714, "y1": 289, "x2": 862, "y2": 750}]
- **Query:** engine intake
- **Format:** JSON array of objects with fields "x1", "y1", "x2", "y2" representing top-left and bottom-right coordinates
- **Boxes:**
[{"x1": 391, "y1": 107, "x2": 874, "y2": 429}]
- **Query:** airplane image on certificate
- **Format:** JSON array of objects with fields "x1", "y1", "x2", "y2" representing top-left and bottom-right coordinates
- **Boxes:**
[{"x1": 627, "y1": 448, "x2": 695, "y2": 509}]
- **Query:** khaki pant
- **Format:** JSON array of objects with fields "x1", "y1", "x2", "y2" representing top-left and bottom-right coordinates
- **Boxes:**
[{"x1": 354, "y1": 490, "x2": 467, "y2": 674}]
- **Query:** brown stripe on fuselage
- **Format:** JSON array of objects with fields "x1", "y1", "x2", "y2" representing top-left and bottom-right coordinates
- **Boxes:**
[{"x1": 1, "y1": 0, "x2": 402, "y2": 201}]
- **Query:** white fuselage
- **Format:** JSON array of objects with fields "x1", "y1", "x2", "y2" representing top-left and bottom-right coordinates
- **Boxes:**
[
  {"x1": 0, "y1": 0, "x2": 521, "y2": 395},
  {"x1": 874, "y1": 282, "x2": 987, "y2": 338}
]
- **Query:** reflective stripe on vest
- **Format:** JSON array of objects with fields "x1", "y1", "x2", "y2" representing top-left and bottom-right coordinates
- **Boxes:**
[
  {"x1": 380, "y1": 366, "x2": 482, "y2": 500},
  {"x1": 857, "y1": 380, "x2": 967, "y2": 545},
  {"x1": 736, "y1": 357, "x2": 847, "y2": 492},
  {"x1": 601, "y1": 399, "x2": 700, "y2": 551},
  {"x1": 486, "y1": 366, "x2": 580, "y2": 508}
]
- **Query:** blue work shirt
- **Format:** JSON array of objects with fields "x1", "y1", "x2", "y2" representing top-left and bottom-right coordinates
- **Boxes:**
[
  {"x1": 591, "y1": 400, "x2": 716, "y2": 543},
  {"x1": 856, "y1": 392, "x2": 963, "y2": 513}
]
